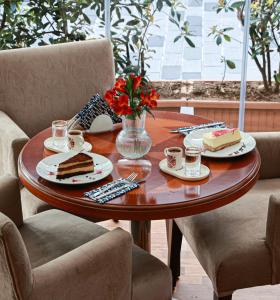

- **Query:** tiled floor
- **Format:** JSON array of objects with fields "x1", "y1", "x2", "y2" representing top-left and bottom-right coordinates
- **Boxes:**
[{"x1": 101, "y1": 219, "x2": 280, "y2": 300}]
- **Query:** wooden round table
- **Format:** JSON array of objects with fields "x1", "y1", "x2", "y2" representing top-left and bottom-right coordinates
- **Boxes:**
[{"x1": 19, "y1": 111, "x2": 260, "y2": 252}]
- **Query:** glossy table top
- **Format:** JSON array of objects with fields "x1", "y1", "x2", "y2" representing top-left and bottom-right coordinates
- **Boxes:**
[{"x1": 19, "y1": 111, "x2": 260, "y2": 220}]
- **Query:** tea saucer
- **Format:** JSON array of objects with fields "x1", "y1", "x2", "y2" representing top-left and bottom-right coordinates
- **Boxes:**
[
  {"x1": 44, "y1": 137, "x2": 92, "y2": 153},
  {"x1": 159, "y1": 159, "x2": 210, "y2": 181}
]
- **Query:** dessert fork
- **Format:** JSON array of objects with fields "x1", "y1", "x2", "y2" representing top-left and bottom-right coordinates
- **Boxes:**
[{"x1": 91, "y1": 172, "x2": 138, "y2": 197}]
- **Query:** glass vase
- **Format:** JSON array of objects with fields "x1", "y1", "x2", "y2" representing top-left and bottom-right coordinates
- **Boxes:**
[{"x1": 116, "y1": 111, "x2": 152, "y2": 159}]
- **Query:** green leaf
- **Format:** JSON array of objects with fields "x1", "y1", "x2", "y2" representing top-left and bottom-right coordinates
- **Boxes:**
[
  {"x1": 157, "y1": 0, "x2": 163, "y2": 11},
  {"x1": 223, "y1": 27, "x2": 234, "y2": 32},
  {"x1": 223, "y1": 34, "x2": 231, "y2": 42},
  {"x1": 231, "y1": 1, "x2": 244, "y2": 9},
  {"x1": 216, "y1": 36, "x2": 222, "y2": 45},
  {"x1": 165, "y1": 0, "x2": 172, "y2": 6},
  {"x1": 132, "y1": 34, "x2": 138, "y2": 44},
  {"x1": 82, "y1": 13, "x2": 91, "y2": 24},
  {"x1": 184, "y1": 36, "x2": 195, "y2": 48},
  {"x1": 174, "y1": 35, "x2": 182, "y2": 43},
  {"x1": 226, "y1": 60, "x2": 236, "y2": 69},
  {"x1": 126, "y1": 19, "x2": 140, "y2": 26}
]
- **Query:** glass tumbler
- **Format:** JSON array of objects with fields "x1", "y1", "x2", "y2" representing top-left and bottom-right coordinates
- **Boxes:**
[
  {"x1": 185, "y1": 147, "x2": 201, "y2": 177},
  {"x1": 52, "y1": 120, "x2": 68, "y2": 149}
]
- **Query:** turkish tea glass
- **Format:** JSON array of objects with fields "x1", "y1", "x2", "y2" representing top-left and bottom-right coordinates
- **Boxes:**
[
  {"x1": 185, "y1": 147, "x2": 201, "y2": 177},
  {"x1": 52, "y1": 120, "x2": 68, "y2": 149}
]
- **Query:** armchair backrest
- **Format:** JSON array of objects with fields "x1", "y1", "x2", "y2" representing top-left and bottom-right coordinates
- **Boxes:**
[
  {"x1": 251, "y1": 132, "x2": 280, "y2": 179},
  {"x1": 0, "y1": 39, "x2": 115, "y2": 137},
  {"x1": 0, "y1": 176, "x2": 23, "y2": 227},
  {"x1": 0, "y1": 212, "x2": 32, "y2": 300}
]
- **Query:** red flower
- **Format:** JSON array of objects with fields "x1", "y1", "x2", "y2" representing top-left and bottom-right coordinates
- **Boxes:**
[
  {"x1": 118, "y1": 94, "x2": 129, "y2": 107},
  {"x1": 114, "y1": 77, "x2": 126, "y2": 93},
  {"x1": 149, "y1": 100, "x2": 157, "y2": 108},
  {"x1": 121, "y1": 105, "x2": 133, "y2": 116},
  {"x1": 140, "y1": 92, "x2": 150, "y2": 106},
  {"x1": 104, "y1": 73, "x2": 159, "y2": 118},
  {"x1": 104, "y1": 89, "x2": 116, "y2": 105},
  {"x1": 133, "y1": 75, "x2": 142, "y2": 91},
  {"x1": 149, "y1": 89, "x2": 160, "y2": 101}
]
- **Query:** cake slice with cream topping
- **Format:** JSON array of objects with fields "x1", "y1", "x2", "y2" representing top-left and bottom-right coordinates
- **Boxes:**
[{"x1": 203, "y1": 128, "x2": 241, "y2": 152}]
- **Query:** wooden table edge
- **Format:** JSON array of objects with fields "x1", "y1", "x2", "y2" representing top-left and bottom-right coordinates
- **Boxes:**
[{"x1": 18, "y1": 149, "x2": 261, "y2": 221}]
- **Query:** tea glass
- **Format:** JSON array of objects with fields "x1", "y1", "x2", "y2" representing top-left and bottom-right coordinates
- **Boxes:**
[
  {"x1": 52, "y1": 120, "x2": 68, "y2": 149},
  {"x1": 185, "y1": 147, "x2": 201, "y2": 177}
]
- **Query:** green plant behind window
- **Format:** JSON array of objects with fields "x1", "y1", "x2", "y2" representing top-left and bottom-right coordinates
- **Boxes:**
[
  {"x1": 210, "y1": 0, "x2": 280, "y2": 93},
  {"x1": 0, "y1": 0, "x2": 195, "y2": 76}
]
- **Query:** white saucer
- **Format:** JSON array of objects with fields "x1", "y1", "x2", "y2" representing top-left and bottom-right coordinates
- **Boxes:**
[
  {"x1": 44, "y1": 137, "x2": 92, "y2": 153},
  {"x1": 159, "y1": 159, "x2": 210, "y2": 181}
]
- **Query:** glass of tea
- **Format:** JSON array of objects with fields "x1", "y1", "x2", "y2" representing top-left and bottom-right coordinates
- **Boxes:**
[
  {"x1": 185, "y1": 147, "x2": 201, "y2": 177},
  {"x1": 52, "y1": 120, "x2": 68, "y2": 149}
]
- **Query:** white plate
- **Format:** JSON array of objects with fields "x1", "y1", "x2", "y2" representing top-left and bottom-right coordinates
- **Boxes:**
[
  {"x1": 36, "y1": 151, "x2": 113, "y2": 185},
  {"x1": 44, "y1": 137, "x2": 92, "y2": 153},
  {"x1": 159, "y1": 159, "x2": 210, "y2": 181},
  {"x1": 183, "y1": 128, "x2": 256, "y2": 158}
]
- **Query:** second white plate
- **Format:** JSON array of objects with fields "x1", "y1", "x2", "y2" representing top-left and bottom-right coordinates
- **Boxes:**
[
  {"x1": 183, "y1": 128, "x2": 256, "y2": 158},
  {"x1": 36, "y1": 151, "x2": 113, "y2": 185}
]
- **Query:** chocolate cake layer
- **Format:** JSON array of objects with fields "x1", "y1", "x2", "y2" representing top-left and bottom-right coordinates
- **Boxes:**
[
  {"x1": 57, "y1": 162, "x2": 93, "y2": 172},
  {"x1": 57, "y1": 169, "x2": 93, "y2": 179},
  {"x1": 56, "y1": 152, "x2": 94, "y2": 180}
]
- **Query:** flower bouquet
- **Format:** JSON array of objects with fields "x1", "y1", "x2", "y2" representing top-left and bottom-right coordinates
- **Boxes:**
[{"x1": 104, "y1": 73, "x2": 160, "y2": 159}]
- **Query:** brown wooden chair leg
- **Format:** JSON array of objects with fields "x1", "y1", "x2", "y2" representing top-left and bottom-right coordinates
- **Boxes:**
[
  {"x1": 213, "y1": 292, "x2": 232, "y2": 300},
  {"x1": 166, "y1": 219, "x2": 183, "y2": 289}
]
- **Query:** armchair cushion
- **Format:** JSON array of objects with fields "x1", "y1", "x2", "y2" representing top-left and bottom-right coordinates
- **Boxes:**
[
  {"x1": 175, "y1": 178, "x2": 280, "y2": 296},
  {"x1": 132, "y1": 247, "x2": 172, "y2": 300},
  {"x1": 21, "y1": 188, "x2": 56, "y2": 219},
  {"x1": 20, "y1": 209, "x2": 107, "y2": 268}
]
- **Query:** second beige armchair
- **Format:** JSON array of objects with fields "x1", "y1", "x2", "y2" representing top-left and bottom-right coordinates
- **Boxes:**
[
  {"x1": 0, "y1": 175, "x2": 172, "y2": 300},
  {"x1": 0, "y1": 38, "x2": 115, "y2": 218},
  {"x1": 170, "y1": 132, "x2": 280, "y2": 300}
]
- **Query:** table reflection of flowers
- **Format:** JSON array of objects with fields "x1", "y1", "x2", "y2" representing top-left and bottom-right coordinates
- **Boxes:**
[{"x1": 104, "y1": 73, "x2": 160, "y2": 159}]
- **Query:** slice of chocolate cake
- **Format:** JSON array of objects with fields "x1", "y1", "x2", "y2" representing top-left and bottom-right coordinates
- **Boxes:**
[{"x1": 56, "y1": 153, "x2": 94, "y2": 179}]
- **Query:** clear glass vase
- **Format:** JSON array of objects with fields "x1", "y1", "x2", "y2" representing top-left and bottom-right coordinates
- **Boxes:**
[{"x1": 116, "y1": 111, "x2": 152, "y2": 159}]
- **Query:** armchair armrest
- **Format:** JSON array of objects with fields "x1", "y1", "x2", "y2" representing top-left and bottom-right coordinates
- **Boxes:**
[
  {"x1": 0, "y1": 175, "x2": 23, "y2": 227},
  {"x1": 31, "y1": 228, "x2": 132, "y2": 300},
  {"x1": 250, "y1": 132, "x2": 280, "y2": 179},
  {"x1": 266, "y1": 193, "x2": 280, "y2": 283},
  {"x1": 0, "y1": 111, "x2": 29, "y2": 177}
]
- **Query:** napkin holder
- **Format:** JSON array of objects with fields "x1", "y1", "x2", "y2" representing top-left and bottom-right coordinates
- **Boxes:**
[{"x1": 89, "y1": 114, "x2": 114, "y2": 133}]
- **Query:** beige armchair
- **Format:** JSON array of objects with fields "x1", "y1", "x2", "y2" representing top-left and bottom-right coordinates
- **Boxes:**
[
  {"x1": 0, "y1": 39, "x2": 115, "y2": 218},
  {"x1": 0, "y1": 175, "x2": 172, "y2": 300},
  {"x1": 170, "y1": 132, "x2": 280, "y2": 300}
]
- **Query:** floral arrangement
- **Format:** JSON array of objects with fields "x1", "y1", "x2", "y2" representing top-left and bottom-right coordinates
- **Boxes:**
[{"x1": 104, "y1": 73, "x2": 160, "y2": 119}]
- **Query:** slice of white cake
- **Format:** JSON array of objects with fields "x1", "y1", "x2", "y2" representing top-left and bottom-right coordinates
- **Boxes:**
[{"x1": 203, "y1": 128, "x2": 241, "y2": 152}]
